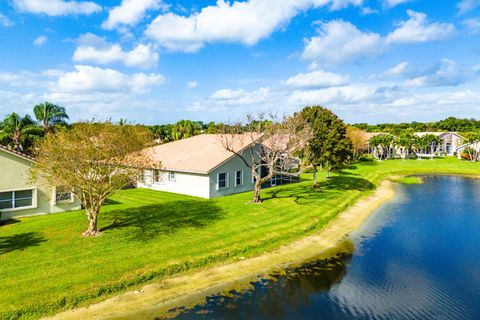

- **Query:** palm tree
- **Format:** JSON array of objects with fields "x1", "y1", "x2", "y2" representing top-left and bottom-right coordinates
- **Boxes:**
[
  {"x1": 0, "y1": 113, "x2": 43, "y2": 152},
  {"x1": 422, "y1": 134, "x2": 442, "y2": 160},
  {"x1": 396, "y1": 134, "x2": 414, "y2": 159},
  {"x1": 33, "y1": 102, "x2": 69, "y2": 135}
]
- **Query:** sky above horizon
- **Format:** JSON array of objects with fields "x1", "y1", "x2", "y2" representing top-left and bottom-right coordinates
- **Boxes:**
[{"x1": 1, "y1": 0, "x2": 480, "y2": 125}]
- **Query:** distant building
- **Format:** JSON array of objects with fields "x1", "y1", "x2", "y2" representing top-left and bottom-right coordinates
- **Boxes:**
[
  {"x1": 456, "y1": 141, "x2": 480, "y2": 159},
  {"x1": 413, "y1": 132, "x2": 464, "y2": 156},
  {"x1": 362, "y1": 131, "x2": 465, "y2": 158},
  {"x1": 0, "y1": 145, "x2": 81, "y2": 221}
]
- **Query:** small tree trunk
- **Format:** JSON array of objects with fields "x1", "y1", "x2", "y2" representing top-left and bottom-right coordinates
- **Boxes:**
[
  {"x1": 83, "y1": 207, "x2": 101, "y2": 236},
  {"x1": 253, "y1": 180, "x2": 262, "y2": 203},
  {"x1": 313, "y1": 165, "x2": 318, "y2": 186}
]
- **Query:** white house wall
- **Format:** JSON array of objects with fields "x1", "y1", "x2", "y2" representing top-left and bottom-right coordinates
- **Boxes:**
[
  {"x1": 137, "y1": 170, "x2": 211, "y2": 198},
  {"x1": 209, "y1": 146, "x2": 260, "y2": 198}
]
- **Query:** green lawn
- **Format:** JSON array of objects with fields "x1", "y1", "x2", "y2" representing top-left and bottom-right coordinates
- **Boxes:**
[{"x1": 1, "y1": 157, "x2": 480, "y2": 319}]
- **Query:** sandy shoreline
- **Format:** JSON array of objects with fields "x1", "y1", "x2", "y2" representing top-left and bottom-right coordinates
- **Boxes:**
[{"x1": 46, "y1": 180, "x2": 396, "y2": 320}]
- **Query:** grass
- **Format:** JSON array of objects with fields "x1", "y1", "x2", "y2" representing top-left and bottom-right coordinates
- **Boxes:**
[
  {"x1": 388, "y1": 176, "x2": 424, "y2": 184},
  {"x1": 1, "y1": 157, "x2": 479, "y2": 319}
]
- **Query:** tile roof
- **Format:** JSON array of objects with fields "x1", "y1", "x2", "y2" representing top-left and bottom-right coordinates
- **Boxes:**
[
  {"x1": 138, "y1": 133, "x2": 261, "y2": 174},
  {"x1": 0, "y1": 145, "x2": 36, "y2": 162}
]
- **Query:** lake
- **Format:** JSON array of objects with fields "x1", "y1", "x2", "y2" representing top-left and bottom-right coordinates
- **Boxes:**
[{"x1": 169, "y1": 176, "x2": 480, "y2": 320}]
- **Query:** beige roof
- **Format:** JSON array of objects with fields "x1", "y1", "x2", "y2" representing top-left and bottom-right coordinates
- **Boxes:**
[
  {"x1": 361, "y1": 132, "x2": 387, "y2": 143},
  {"x1": 414, "y1": 132, "x2": 447, "y2": 137},
  {"x1": 140, "y1": 134, "x2": 261, "y2": 174}
]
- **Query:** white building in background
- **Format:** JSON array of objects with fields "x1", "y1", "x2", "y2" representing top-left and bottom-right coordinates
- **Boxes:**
[
  {"x1": 136, "y1": 134, "x2": 298, "y2": 199},
  {"x1": 413, "y1": 132, "x2": 464, "y2": 156},
  {"x1": 456, "y1": 141, "x2": 480, "y2": 159}
]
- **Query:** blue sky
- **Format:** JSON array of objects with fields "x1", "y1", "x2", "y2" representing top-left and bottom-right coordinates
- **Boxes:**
[{"x1": 0, "y1": 0, "x2": 480, "y2": 124}]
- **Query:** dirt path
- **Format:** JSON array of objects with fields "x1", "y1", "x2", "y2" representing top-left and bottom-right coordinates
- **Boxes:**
[{"x1": 45, "y1": 180, "x2": 396, "y2": 320}]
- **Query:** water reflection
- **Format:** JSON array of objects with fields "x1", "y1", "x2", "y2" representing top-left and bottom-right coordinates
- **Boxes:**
[
  {"x1": 168, "y1": 251, "x2": 353, "y2": 320},
  {"x1": 163, "y1": 176, "x2": 480, "y2": 320}
]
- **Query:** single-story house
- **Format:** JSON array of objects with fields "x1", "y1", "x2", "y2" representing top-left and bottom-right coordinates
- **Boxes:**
[
  {"x1": 413, "y1": 132, "x2": 464, "y2": 155},
  {"x1": 363, "y1": 132, "x2": 465, "y2": 158},
  {"x1": 361, "y1": 132, "x2": 388, "y2": 154},
  {"x1": 136, "y1": 134, "x2": 298, "y2": 199},
  {"x1": 0, "y1": 145, "x2": 81, "y2": 221}
]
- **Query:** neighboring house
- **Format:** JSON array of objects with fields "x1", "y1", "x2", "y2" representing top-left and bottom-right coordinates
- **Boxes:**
[
  {"x1": 413, "y1": 132, "x2": 464, "y2": 156},
  {"x1": 136, "y1": 134, "x2": 298, "y2": 199},
  {"x1": 361, "y1": 132, "x2": 388, "y2": 154},
  {"x1": 456, "y1": 141, "x2": 480, "y2": 159},
  {"x1": 363, "y1": 132, "x2": 464, "y2": 158},
  {"x1": 0, "y1": 145, "x2": 81, "y2": 221}
]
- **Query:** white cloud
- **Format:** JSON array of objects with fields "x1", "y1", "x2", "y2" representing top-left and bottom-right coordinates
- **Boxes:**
[
  {"x1": 13, "y1": 0, "x2": 101, "y2": 16},
  {"x1": 384, "y1": 0, "x2": 412, "y2": 8},
  {"x1": 55, "y1": 65, "x2": 165, "y2": 94},
  {"x1": 302, "y1": 11, "x2": 455, "y2": 66},
  {"x1": 209, "y1": 87, "x2": 271, "y2": 106},
  {"x1": 102, "y1": 0, "x2": 166, "y2": 30},
  {"x1": 302, "y1": 20, "x2": 384, "y2": 65},
  {"x1": 0, "y1": 12, "x2": 14, "y2": 27},
  {"x1": 73, "y1": 33, "x2": 159, "y2": 69},
  {"x1": 385, "y1": 62, "x2": 410, "y2": 77},
  {"x1": 361, "y1": 7, "x2": 379, "y2": 15},
  {"x1": 386, "y1": 10, "x2": 455, "y2": 44},
  {"x1": 463, "y1": 17, "x2": 480, "y2": 34},
  {"x1": 187, "y1": 80, "x2": 198, "y2": 89},
  {"x1": 283, "y1": 70, "x2": 350, "y2": 88},
  {"x1": 287, "y1": 85, "x2": 375, "y2": 106},
  {"x1": 404, "y1": 59, "x2": 468, "y2": 87},
  {"x1": 144, "y1": 0, "x2": 363, "y2": 52},
  {"x1": 458, "y1": 0, "x2": 480, "y2": 15},
  {"x1": 210, "y1": 88, "x2": 247, "y2": 100},
  {"x1": 33, "y1": 35, "x2": 48, "y2": 47}
]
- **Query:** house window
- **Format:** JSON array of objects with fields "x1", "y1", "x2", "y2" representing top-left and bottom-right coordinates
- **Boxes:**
[
  {"x1": 153, "y1": 170, "x2": 161, "y2": 183},
  {"x1": 217, "y1": 172, "x2": 227, "y2": 189},
  {"x1": 235, "y1": 170, "x2": 243, "y2": 186},
  {"x1": 271, "y1": 175, "x2": 277, "y2": 186},
  {"x1": 0, "y1": 189, "x2": 34, "y2": 210},
  {"x1": 168, "y1": 172, "x2": 176, "y2": 182},
  {"x1": 139, "y1": 170, "x2": 147, "y2": 183},
  {"x1": 56, "y1": 187, "x2": 73, "y2": 203}
]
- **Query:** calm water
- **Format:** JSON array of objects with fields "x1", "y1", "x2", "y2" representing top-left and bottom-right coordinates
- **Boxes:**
[{"x1": 170, "y1": 176, "x2": 480, "y2": 320}]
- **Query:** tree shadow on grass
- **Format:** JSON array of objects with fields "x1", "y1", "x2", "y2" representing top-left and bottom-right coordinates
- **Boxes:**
[
  {"x1": 0, "y1": 232, "x2": 46, "y2": 255},
  {"x1": 100, "y1": 200, "x2": 224, "y2": 241},
  {"x1": 263, "y1": 176, "x2": 375, "y2": 205}
]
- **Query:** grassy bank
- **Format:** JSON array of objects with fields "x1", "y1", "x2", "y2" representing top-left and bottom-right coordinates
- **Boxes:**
[{"x1": 1, "y1": 157, "x2": 479, "y2": 319}]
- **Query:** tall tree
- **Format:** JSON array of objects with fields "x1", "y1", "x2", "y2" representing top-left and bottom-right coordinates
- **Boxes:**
[
  {"x1": 32, "y1": 122, "x2": 153, "y2": 236},
  {"x1": 421, "y1": 134, "x2": 442, "y2": 160},
  {"x1": 298, "y1": 106, "x2": 352, "y2": 184},
  {"x1": 369, "y1": 134, "x2": 396, "y2": 160},
  {"x1": 346, "y1": 126, "x2": 365, "y2": 160},
  {"x1": 396, "y1": 133, "x2": 415, "y2": 159},
  {"x1": 0, "y1": 113, "x2": 42, "y2": 152},
  {"x1": 221, "y1": 113, "x2": 311, "y2": 203},
  {"x1": 171, "y1": 120, "x2": 204, "y2": 140},
  {"x1": 33, "y1": 102, "x2": 69, "y2": 134}
]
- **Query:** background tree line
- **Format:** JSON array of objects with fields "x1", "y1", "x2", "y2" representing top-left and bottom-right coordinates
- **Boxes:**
[{"x1": 353, "y1": 116, "x2": 480, "y2": 135}]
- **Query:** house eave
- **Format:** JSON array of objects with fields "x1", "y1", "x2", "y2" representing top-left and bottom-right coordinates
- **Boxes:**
[{"x1": 0, "y1": 146, "x2": 37, "y2": 163}]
